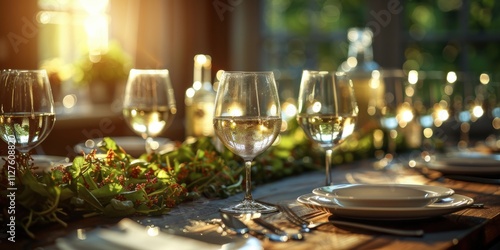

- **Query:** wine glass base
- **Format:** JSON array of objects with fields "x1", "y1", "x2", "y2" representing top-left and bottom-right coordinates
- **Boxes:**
[{"x1": 220, "y1": 200, "x2": 278, "y2": 214}]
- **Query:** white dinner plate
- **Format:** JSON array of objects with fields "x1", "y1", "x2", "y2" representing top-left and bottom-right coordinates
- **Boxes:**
[
  {"x1": 422, "y1": 152, "x2": 500, "y2": 175},
  {"x1": 74, "y1": 137, "x2": 174, "y2": 157},
  {"x1": 0, "y1": 155, "x2": 70, "y2": 172},
  {"x1": 436, "y1": 152, "x2": 500, "y2": 167},
  {"x1": 312, "y1": 184, "x2": 455, "y2": 208},
  {"x1": 297, "y1": 193, "x2": 474, "y2": 220}
]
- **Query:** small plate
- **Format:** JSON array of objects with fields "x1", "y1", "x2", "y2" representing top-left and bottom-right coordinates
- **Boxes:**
[
  {"x1": 437, "y1": 152, "x2": 500, "y2": 167},
  {"x1": 313, "y1": 184, "x2": 455, "y2": 208},
  {"x1": 298, "y1": 193, "x2": 474, "y2": 220},
  {"x1": 422, "y1": 152, "x2": 500, "y2": 175},
  {"x1": 1, "y1": 155, "x2": 70, "y2": 172},
  {"x1": 74, "y1": 137, "x2": 174, "y2": 157}
]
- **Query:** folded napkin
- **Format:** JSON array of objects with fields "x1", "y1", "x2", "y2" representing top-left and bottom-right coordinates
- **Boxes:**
[{"x1": 56, "y1": 218, "x2": 261, "y2": 250}]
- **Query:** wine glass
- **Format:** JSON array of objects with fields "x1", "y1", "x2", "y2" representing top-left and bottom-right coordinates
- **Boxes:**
[
  {"x1": 122, "y1": 69, "x2": 176, "y2": 153},
  {"x1": 376, "y1": 70, "x2": 414, "y2": 169},
  {"x1": 213, "y1": 71, "x2": 282, "y2": 214},
  {"x1": 296, "y1": 71, "x2": 358, "y2": 186},
  {"x1": 0, "y1": 69, "x2": 56, "y2": 168}
]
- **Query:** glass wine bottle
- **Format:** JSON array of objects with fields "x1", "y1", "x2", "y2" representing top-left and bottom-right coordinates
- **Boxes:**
[
  {"x1": 338, "y1": 27, "x2": 384, "y2": 136},
  {"x1": 185, "y1": 54, "x2": 216, "y2": 139}
]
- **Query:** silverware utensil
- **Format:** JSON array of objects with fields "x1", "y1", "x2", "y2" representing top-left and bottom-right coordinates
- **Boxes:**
[
  {"x1": 220, "y1": 213, "x2": 289, "y2": 242},
  {"x1": 252, "y1": 217, "x2": 304, "y2": 241},
  {"x1": 277, "y1": 203, "x2": 424, "y2": 237}
]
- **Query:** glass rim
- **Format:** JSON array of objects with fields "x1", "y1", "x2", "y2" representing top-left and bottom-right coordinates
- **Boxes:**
[
  {"x1": 302, "y1": 70, "x2": 348, "y2": 76},
  {"x1": 2, "y1": 69, "x2": 48, "y2": 73},
  {"x1": 130, "y1": 69, "x2": 169, "y2": 74},
  {"x1": 221, "y1": 70, "x2": 274, "y2": 75}
]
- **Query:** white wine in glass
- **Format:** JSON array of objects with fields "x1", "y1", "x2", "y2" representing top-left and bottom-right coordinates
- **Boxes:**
[
  {"x1": 213, "y1": 71, "x2": 282, "y2": 214},
  {"x1": 122, "y1": 69, "x2": 176, "y2": 153},
  {"x1": 297, "y1": 71, "x2": 358, "y2": 186},
  {"x1": 0, "y1": 69, "x2": 56, "y2": 167}
]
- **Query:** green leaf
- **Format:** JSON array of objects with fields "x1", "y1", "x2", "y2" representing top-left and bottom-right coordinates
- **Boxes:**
[
  {"x1": 70, "y1": 157, "x2": 84, "y2": 178},
  {"x1": 90, "y1": 183, "x2": 123, "y2": 199},
  {"x1": 103, "y1": 199, "x2": 135, "y2": 216},
  {"x1": 77, "y1": 183, "x2": 104, "y2": 212}
]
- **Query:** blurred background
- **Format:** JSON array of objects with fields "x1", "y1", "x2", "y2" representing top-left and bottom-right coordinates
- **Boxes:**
[{"x1": 1, "y1": 0, "x2": 499, "y2": 158}]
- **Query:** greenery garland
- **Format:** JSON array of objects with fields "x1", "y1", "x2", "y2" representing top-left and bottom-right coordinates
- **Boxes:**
[
  {"x1": 0, "y1": 118, "x2": 376, "y2": 239},
  {"x1": 0, "y1": 128, "x2": 319, "y2": 238}
]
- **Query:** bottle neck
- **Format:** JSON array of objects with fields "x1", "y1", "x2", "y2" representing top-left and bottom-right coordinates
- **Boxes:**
[
  {"x1": 342, "y1": 28, "x2": 378, "y2": 73},
  {"x1": 348, "y1": 42, "x2": 373, "y2": 64},
  {"x1": 193, "y1": 54, "x2": 212, "y2": 87}
]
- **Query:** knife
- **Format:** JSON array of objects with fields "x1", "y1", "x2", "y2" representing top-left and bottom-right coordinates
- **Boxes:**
[{"x1": 220, "y1": 213, "x2": 289, "y2": 242}]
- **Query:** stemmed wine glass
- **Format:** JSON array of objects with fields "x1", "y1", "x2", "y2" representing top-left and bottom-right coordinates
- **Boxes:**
[
  {"x1": 376, "y1": 70, "x2": 414, "y2": 169},
  {"x1": 213, "y1": 71, "x2": 282, "y2": 214},
  {"x1": 122, "y1": 69, "x2": 176, "y2": 153},
  {"x1": 0, "y1": 69, "x2": 56, "y2": 169},
  {"x1": 297, "y1": 71, "x2": 358, "y2": 186}
]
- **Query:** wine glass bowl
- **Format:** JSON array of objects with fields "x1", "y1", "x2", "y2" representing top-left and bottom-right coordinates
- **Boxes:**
[
  {"x1": 122, "y1": 69, "x2": 176, "y2": 153},
  {"x1": 376, "y1": 70, "x2": 415, "y2": 169},
  {"x1": 296, "y1": 71, "x2": 358, "y2": 186},
  {"x1": 213, "y1": 71, "x2": 281, "y2": 214},
  {"x1": 0, "y1": 69, "x2": 56, "y2": 166}
]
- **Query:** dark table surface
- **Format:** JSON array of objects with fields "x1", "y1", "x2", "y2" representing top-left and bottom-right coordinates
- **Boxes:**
[{"x1": 6, "y1": 157, "x2": 500, "y2": 250}]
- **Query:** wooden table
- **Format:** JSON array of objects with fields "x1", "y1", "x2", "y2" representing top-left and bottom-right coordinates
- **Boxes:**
[{"x1": 7, "y1": 158, "x2": 500, "y2": 249}]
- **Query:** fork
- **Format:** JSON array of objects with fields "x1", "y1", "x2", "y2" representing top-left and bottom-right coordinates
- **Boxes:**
[{"x1": 277, "y1": 203, "x2": 424, "y2": 237}]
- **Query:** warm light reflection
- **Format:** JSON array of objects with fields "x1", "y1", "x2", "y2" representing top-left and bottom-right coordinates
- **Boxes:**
[
  {"x1": 405, "y1": 85, "x2": 415, "y2": 97},
  {"x1": 373, "y1": 129, "x2": 384, "y2": 149},
  {"x1": 408, "y1": 70, "x2": 418, "y2": 84},
  {"x1": 444, "y1": 84, "x2": 453, "y2": 95},
  {"x1": 185, "y1": 88, "x2": 195, "y2": 98},
  {"x1": 269, "y1": 104, "x2": 279, "y2": 116},
  {"x1": 370, "y1": 70, "x2": 381, "y2": 88},
  {"x1": 193, "y1": 81, "x2": 202, "y2": 90},
  {"x1": 195, "y1": 54, "x2": 211, "y2": 66},
  {"x1": 80, "y1": 0, "x2": 109, "y2": 57},
  {"x1": 312, "y1": 101, "x2": 322, "y2": 113},
  {"x1": 282, "y1": 101, "x2": 297, "y2": 120},
  {"x1": 493, "y1": 117, "x2": 500, "y2": 130},
  {"x1": 472, "y1": 105, "x2": 484, "y2": 119},
  {"x1": 446, "y1": 71, "x2": 457, "y2": 83},
  {"x1": 228, "y1": 104, "x2": 243, "y2": 116},
  {"x1": 433, "y1": 103, "x2": 450, "y2": 127},
  {"x1": 216, "y1": 70, "x2": 224, "y2": 81},
  {"x1": 77, "y1": 228, "x2": 86, "y2": 240},
  {"x1": 434, "y1": 109, "x2": 449, "y2": 127},
  {"x1": 423, "y1": 128, "x2": 433, "y2": 138},
  {"x1": 62, "y1": 94, "x2": 77, "y2": 109},
  {"x1": 146, "y1": 226, "x2": 160, "y2": 237},
  {"x1": 346, "y1": 57, "x2": 357, "y2": 68},
  {"x1": 479, "y1": 73, "x2": 490, "y2": 85},
  {"x1": 397, "y1": 103, "x2": 414, "y2": 127}
]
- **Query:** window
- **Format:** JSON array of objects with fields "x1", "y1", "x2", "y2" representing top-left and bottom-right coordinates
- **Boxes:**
[{"x1": 262, "y1": 0, "x2": 500, "y2": 80}]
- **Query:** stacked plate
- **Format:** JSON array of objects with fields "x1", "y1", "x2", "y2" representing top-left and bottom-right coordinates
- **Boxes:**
[
  {"x1": 74, "y1": 136, "x2": 175, "y2": 157},
  {"x1": 0, "y1": 155, "x2": 70, "y2": 173},
  {"x1": 423, "y1": 151, "x2": 500, "y2": 176},
  {"x1": 297, "y1": 184, "x2": 474, "y2": 220}
]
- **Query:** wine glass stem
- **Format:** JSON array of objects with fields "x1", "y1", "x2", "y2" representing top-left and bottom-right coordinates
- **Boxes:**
[
  {"x1": 243, "y1": 161, "x2": 253, "y2": 202},
  {"x1": 145, "y1": 137, "x2": 153, "y2": 154},
  {"x1": 19, "y1": 152, "x2": 30, "y2": 172},
  {"x1": 325, "y1": 149, "x2": 333, "y2": 186},
  {"x1": 388, "y1": 129, "x2": 397, "y2": 159}
]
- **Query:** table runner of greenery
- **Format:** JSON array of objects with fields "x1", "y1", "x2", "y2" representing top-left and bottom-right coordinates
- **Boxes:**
[{"x1": 0, "y1": 122, "x2": 374, "y2": 239}]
